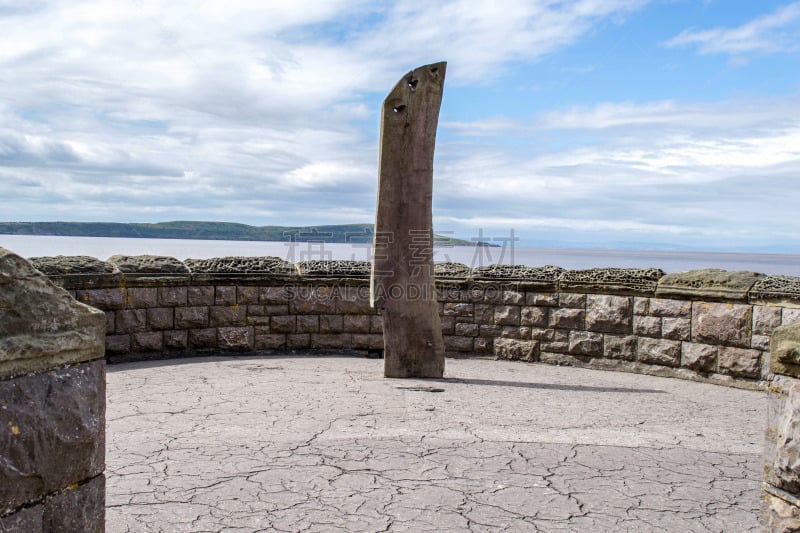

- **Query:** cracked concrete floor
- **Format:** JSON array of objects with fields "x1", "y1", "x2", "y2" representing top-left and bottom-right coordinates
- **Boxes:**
[{"x1": 106, "y1": 355, "x2": 766, "y2": 532}]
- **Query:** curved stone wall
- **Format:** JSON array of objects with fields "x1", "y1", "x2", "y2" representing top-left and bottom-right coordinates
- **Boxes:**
[{"x1": 29, "y1": 254, "x2": 800, "y2": 390}]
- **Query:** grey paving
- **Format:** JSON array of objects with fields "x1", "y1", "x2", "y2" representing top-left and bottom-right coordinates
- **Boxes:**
[{"x1": 106, "y1": 355, "x2": 766, "y2": 532}]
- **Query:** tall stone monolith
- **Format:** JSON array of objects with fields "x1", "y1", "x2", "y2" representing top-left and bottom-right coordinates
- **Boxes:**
[{"x1": 370, "y1": 62, "x2": 447, "y2": 378}]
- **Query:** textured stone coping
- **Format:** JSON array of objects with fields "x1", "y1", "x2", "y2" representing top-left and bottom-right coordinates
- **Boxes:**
[
  {"x1": 655, "y1": 269, "x2": 765, "y2": 302},
  {"x1": 29, "y1": 255, "x2": 118, "y2": 275},
  {"x1": 0, "y1": 248, "x2": 105, "y2": 378},
  {"x1": 559, "y1": 267, "x2": 665, "y2": 295},
  {"x1": 434, "y1": 262, "x2": 472, "y2": 279},
  {"x1": 184, "y1": 256, "x2": 296, "y2": 274},
  {"x1": 471, "y1": 264, "x2": 563, "y2": 282},
  {"x1": 750, "y1": 275, "x2": 800, "y2": 304},
  {"x1": 296, "y1": 260, "x2": 371, "y2": 277},
  {"x1": 107, "y1": 254, "x2": 190, "y2": 274}
]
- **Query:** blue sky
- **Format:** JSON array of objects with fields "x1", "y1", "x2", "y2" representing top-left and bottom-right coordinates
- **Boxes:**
[{"x1": 1, "y1": 0, "x2": 799, "y2": 252}]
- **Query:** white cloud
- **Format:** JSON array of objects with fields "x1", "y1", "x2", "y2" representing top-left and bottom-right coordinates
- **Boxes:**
[{"x1": 664, "y1": 2, "x2": 800, "y2": 55}]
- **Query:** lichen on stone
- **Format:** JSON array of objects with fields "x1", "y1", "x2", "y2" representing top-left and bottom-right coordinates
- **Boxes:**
[
  {"x1": 184, "y1": 256, "x2": 295, "y2": 274},
  {"x1": 28, "y1": 256, "x2": 118, "y2": 276},
  {"x1": 296, "y1": 260, "x2": 371, "y2": 277}
]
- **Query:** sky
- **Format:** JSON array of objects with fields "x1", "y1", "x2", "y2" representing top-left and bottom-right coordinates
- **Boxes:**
[{"x1": 1, "y1": 0, "x2": 799, "y2": 252}]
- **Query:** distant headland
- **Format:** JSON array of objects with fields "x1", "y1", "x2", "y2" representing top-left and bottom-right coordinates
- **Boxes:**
[{"x1": 0, "y1": 221, "x2": 498, "y2": 247}]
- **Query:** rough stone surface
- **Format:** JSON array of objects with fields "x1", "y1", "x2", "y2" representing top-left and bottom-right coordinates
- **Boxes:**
[
  {"x1": 585, "y1": 295, "x2": 632, "y2": 333},
  {"x1": 681, "y1": 342, "x2": 717, "y2": 372},
  {"x1": 656, "y1": 269, "x2": 764, "y2": 301},
  {"x1": 493, "y1": 338, "x2": 538, "y2": 361},
  {"x1": 765, "y1": 376, "x2": 800, "y2": 495},
  {"x1": 0, "y1": 360, "x2": 105, "y2": 513},
  {"x1": 471, "y1": 264, "x2": 562, "y2": 283},
  {"x1": 0, "y1": 247, "x2": 105, "y2": 377},
  {"x1": 559, "y1": 267, "x2": 663, "y2": 294},
  {"x1": 568, "y1": 331, "x2": 603, "y2": 356},
  {"x1": 717, "y1": 347, "x2": 761, "y2": 379},
  {"x1": 637, "y1": 338, "x2": 681, "y2": 367},
  {"x1": 633, "y1": 316, "x2": 661, "y2": 337},
  {"x1": 603, "y1": 335, "x2": 637, "y2": 360},
  {"x1": 42, "y1": 474, "x2": 105, "y2": 532},
  {"x1": 105, "y1": 356, "x2": 765, "y2": 532},
  {"x1": 433, "y1": 262, "x2": 472, "y2": 279},
  {"x1": 296, "y1": 260, "x2": 371, "y2": 277},
  {"x1": 751, "y1": 275, "x2": 800, "y2": 303},
  {"x1": 662, "y1": 317, "x2": 691, "y2": 341},
  {"x1": 762, "y1": 491, "x2": 800, "y2": 533},
  {"x1": 184, "y1": 256, "x2": 295, "y2": 274},
  {"x1": 107, "y1": 254, "x2": 189, "y2": 274},
  {"x1": 648, "y1": 298, "x2": 691, "y2": 318},
  {"x1": 772, "y1": 323, "x2": 800, "y2": 379},
  {"x1": 29, "y1": 255, "x2": 118, "y2": 275},
  {"x1": 692, "y1": 302, "x2": 753, "y2": 348}
]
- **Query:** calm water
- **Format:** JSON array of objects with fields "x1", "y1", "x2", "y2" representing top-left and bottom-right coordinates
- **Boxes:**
[{"x1": 2, "y1": 234, "x2": 799, "y2": 276}]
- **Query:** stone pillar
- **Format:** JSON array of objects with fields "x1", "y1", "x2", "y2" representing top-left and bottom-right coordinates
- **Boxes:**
[
  {"x1": 0, "y1": 247, "x2": 106, "y2": 531},
  {"x1": 371, "y1": 62, "x2": 447, "y2": 378},
  {"x1": 763, "y1": 322, "x2": 800, "y2": 530}
]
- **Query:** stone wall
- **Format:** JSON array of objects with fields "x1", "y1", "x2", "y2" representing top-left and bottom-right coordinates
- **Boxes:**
[
  {"x1": 34, "y1": 255, "x2": 800, "y2": 389},
  {"x1": 0, "y1": 248, "x2": 106, "y2": 531}
]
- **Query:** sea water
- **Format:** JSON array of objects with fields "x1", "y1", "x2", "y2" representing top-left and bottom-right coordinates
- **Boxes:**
[{"x1": 1, "y1": 234, "x2": 799, "y2": 276}]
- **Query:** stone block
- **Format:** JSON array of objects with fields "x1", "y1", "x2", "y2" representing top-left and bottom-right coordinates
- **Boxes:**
[
  {"x1": 260, "y1": 286, "x2": 291, "y2": 304},
  {"x1": 531, "y1": 328, "x2": 554, "y2": 341},
  {"x1": 106, "y1": 334, "x2": 130, "y2": 354},
  {"x1": 290, "y1": 288, "x2": 336, "y2": 314},
  {"x1": 526, "y1": 292, "x2": 558, "y2": 306},
  {"x1": 108, "y1": 254, "x2": 187, "y2": 274},
  {"x1": 42, "y1": 474, "x2": 105, "y2": 532},
  {"x1": 296, "y1": 315, "x2": 319, "y2": 333},
  {"x1": 500, "y1": 326, "x2": 531, "y2": 339},
  {"x1": 460, "y1": 287, "x2": 485, "y2": 303},
  {"x1": 437, "y1": 286, "x2": 460, "y2": 303},
  {"x1": 164, "y1": 330, "x2": 188, "y2": 350},
  {"x1": 474, "y1": 337, "x2": 492, "y2": 353},
  {"x1": 717, "y1": 346, "x2": 761, "y2": 379},
  {"x1": 271, "y1": 315, "x2": 296, "y2": 334},
  {"x1": 633, "y1": 297, "x2": 649, "y2": 315},
  {"x1": 311, "y1": 334, "x2": 351, "y2": 349},
  {"x1": 158, "y1": 286, "x2": 187, "y2": 307},
  {"x1": 319, "y1": 315, "x2": 344, "y2": 333},
  {"x1": 521, "y1": 306, "x2": 548, "y2": 327},
  {"x1": 785, "y1": 308, "x2": 800, "y2": 326},
  {"x1": 215, "y1": 285, "x2": 237, "y2": 305},
  {"x1": 559, "y1": 293, "x2": 585, "y2": 308},
  {"x1": 473, "y1": 304, "x2": 494, "y2": 324},
  {"x1": 246, "y1": 314, "x2": 271, "y2": 326},
  {"x1": 237, "y1": 286, "x2": 259, "y2": 305},
  {"x1": 662, "y1": 317, "x2": 691, "y2": 341},
  {"x1": 440, "y1": 315, "x2": 455, "y2": 334},
  {"x1": 115, "y1": 309, "x2": 147, "y2": 333},
  {"x1": 762, "y1": 492, "x2": 800, "y2": 533},
  {"x1": 637, "y1": 338, "x2": 681, "y2": 367},
  {"x1": 540, "y1": 341, "x2": 569, "y2": 353},
  {"x1": 132, "y1": 331, "x2": 163, "y2": 352},
  {"x1": 494, "y1": 338, "x2": 538, "y2": 361},
  {"x1": 633, "y1": 316, "x2": 661, "y2": 337},
  {"x1": 336, "y1": 293, "x2": 371, "y2": 314},
  {"x1": 174, "y1": 306, "x2": 209, "y2": 329},
  {"x1": 218, "y1": 327, "x2": 254, "y2": 351},
  {"x1": 187, "y1": 285, "x2": 214, "y2": 306},
  {"x1": 76, "y1": 287, "x2": 126, "y2": 309},
  {"x1": 549, "y1": 308, "x2": 584, "y2": 330},
  {"x1": 752, "y1": 334, "x2": 771, "y2": 351},
  {"x1": 692, "y1": 302, "x2": 752, "y2": 347},
  {"x1": 0, "y1": 504, "x2": 42, "y2": 531},
  {"x1": 444, "y1": 335, "x2": 474, "y2": 352},
  {"x1": 287, "y1": 334, "x2": 310, "y2": 349},
  {"x1": 371, "y1": 315, "x2": 384, "y2": 333},
  {"x1": 656, "y1": 269, "x2": 763, "y2": 301},
  {"x1": 603, "y1": 335, "x2": 637, "y2": 360},
  {"x1": 455, "y1": 322, "x2": 479, "y2": 337},
  {"x1": 127, "y1": 287, "x2": 157, "y2": 308},
  {"x1": 585, "y1": 295, "x2": 631, "y2": 334},
  {"x1": 754, "y1": 305, "x2": 783, "y2": 335},
  {"x1": 479, "y1": 324, "x2": 502, "y2": 338},
  {"x1": 188, "y1": 328, "x2": 217, "y2": 349},
  {"x1": 443, "y1": 303, "x2": 473, "y2": 317},
  {"x1": 568, "y1": 331, "x2": 603, "y2": 356},
  {"x1": 0, "y1": 360, "x2": 105, "y2": 511},
  {"x1": 104, "y1": 310, "x2": 115, "y2": 334},
  {"x1": 146, "y1": 307, "x2": 174, "y2": 330},
  {"x1": 649, "y1": 298, "x2": 691, "y2": 317},
  {"x1": 255, "y1": 334, "x2": 286, "y2": 350},
  {"x1": 352, "y1": 334, "x2": 384, "y2": 350},
  {"x1": 210, "y1": 305, "x2": 246, "y2": 327},
  {"x1": 343, "y1": 315, "x2": 371, "y2": 333},
  {"x1": 494, "y1": 306, "x2": 521, "y2": 326},
  {"x1": 680, "y1": 342, "x2": 717, "y2": 372},
  {"x1": 502, "y1": 290, "x2": 524, "y2": 304}
]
